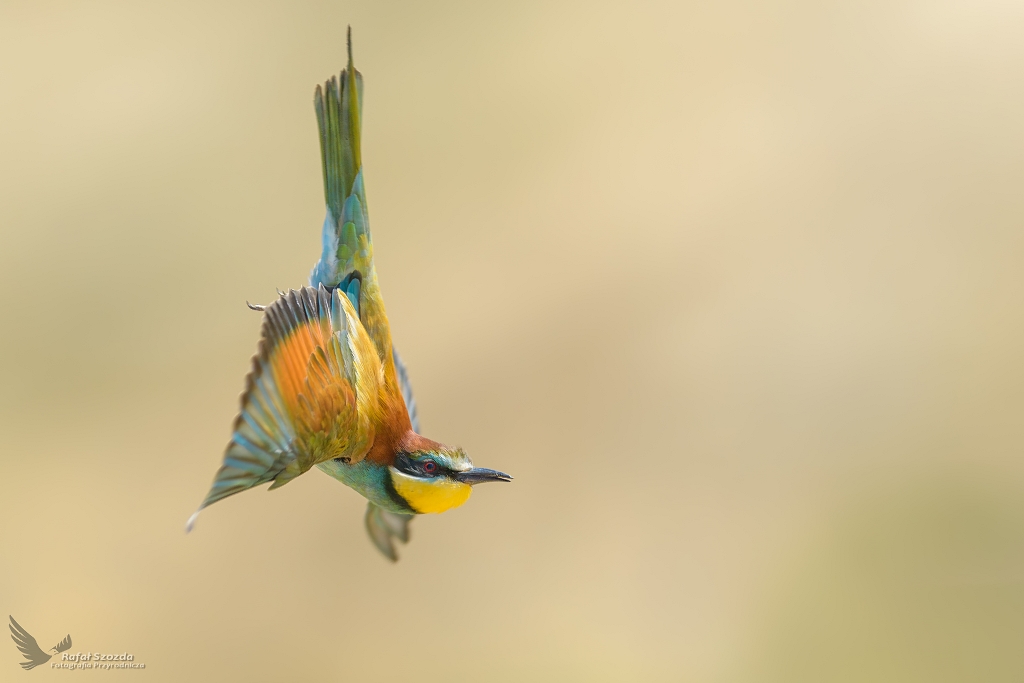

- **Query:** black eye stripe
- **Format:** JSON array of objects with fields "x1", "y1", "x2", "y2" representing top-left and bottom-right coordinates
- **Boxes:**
[{"x1": 395, "y1": 452, "x2": 447, "y2": 477}]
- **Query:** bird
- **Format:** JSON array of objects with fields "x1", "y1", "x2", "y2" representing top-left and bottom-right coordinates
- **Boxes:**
[
  {"x1": 186, "y1": 28, "x2": 511, "y2": 561},
  {"x1": 9, "y1": 616, "x2": 72, "y2": 670}
]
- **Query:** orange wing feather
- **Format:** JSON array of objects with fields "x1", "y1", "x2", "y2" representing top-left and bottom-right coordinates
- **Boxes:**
[{"x1": 190, "y1": 286, "x2": 382, "y2": 521}]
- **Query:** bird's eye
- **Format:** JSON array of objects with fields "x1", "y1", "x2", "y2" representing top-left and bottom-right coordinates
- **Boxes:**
[{"x1": 423, "y1": 461, "x2": 437, "y2": 474}]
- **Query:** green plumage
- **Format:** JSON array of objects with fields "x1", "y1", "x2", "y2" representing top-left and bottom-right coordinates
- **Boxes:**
[
  {"x1": 311, "y1": 28, "x2": 369, "y2": 293},
  {"x1": 315, "y1": 37, "x2": 362, "y2": 224}
]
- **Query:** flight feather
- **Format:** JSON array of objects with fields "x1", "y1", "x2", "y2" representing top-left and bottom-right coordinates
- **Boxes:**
[{"x1": 189, "y1": 285, "x2": 382, "y2": 524}]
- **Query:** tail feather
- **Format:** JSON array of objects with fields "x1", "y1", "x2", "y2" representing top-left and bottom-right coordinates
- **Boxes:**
[{"x1": 312, "y1": 26, "x2": 368, "y2": 291}]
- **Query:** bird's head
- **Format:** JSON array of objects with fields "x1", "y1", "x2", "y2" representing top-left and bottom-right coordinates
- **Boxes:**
[{"x1": 388, "y1": 447, "x2": 511, "y2": 514}]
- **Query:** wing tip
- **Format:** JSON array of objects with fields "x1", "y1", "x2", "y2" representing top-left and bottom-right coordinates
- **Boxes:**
[
  {"x1": 365, "y1": 504, "x2": 414, "y2": 562},
  {"x1": 185, "y1": 510, "x2": 201, "y2": 534}
]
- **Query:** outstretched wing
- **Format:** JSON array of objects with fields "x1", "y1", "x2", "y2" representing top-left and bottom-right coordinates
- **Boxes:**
[
  {"x1": 365, "y1": 502, "x2": 414, "y2": 562},
  {"x1": 187, "y1": 285, "x2": 382, "y2": 530},
  {"x1": 9, "y1": 616, "x2": 51, "y2": 670},
  {"x1": 52, "y1": 634, "x2": 72, "y2": 653}
]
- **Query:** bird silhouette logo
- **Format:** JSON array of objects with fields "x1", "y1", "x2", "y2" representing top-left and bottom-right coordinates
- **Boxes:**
[{"x1": 9, "y1": 616, "x2": 72, "y2": 670}]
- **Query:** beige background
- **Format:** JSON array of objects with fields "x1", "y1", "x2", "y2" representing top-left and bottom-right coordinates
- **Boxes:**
[{"x1": 2, "y1": 1, "x2": 1024, "y2": 681}]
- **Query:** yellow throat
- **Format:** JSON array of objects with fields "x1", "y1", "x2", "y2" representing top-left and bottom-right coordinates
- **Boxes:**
[{"x1": 389, "y1": 468, "x2": 472, "y2": 514}]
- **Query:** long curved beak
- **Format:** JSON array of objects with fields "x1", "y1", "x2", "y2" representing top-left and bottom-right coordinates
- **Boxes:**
[{"x1": 454, "y1": 467, "x2": 513, "y2": 485}]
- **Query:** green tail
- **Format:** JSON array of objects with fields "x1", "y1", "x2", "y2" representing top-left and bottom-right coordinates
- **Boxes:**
[
  {"x1": 307, "y1": 29, "x2": 420, "y2": 435},
  {"x1": 310, "y1": 26, "x2": 369, "y2": 298}
]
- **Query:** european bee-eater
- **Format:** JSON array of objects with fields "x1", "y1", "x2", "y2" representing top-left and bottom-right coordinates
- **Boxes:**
[{"x1": 187, "y1": 29, "x2": 511, "y2": 560}]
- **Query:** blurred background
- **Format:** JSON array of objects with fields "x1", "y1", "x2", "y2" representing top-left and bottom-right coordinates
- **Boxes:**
[{"x1": 2, "y1": 1, "x2": 1023, "y2": 681}]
